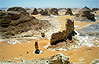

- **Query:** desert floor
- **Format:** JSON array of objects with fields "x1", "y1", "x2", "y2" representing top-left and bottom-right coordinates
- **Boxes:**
[{"x1": 0, "y1": 11, "x2": 99, "y2": 64}]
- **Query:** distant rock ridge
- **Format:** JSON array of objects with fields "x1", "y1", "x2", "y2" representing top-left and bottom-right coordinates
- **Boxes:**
[
  {"x1": 75, "y1": 6, "x2": 96, "y2": 22},
  {"x1": 40, "y1": 9, "x2": 50, "y2": 16},
  {"x1": 49, "y1": 8, "x2": 59, "y2": 15},
  {"x1": 31, "y1": 8, "x2": 39, "y2": 15},
  {"x1": 65, "y1": 8, "x2": 73, "y2": 16}
]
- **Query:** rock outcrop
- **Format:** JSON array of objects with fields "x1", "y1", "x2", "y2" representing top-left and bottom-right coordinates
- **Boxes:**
[
  {"x1": 7, "y1": 7, "x2": 29, "y2": 15},
  {"x1": 40, "y1": 9, "x2": 50, "y2": 16},
  {"x1": 31, "y1": 8, "x2": 39, "y2": 15},
  {"x1": 92, "y1": 8, "x2": 99, "y2": 12},
  {"x1": 65, "y1": 8, "x2": 73, "y2": 15},
  {"x1": 50, "y1": 19, "x2": 76, "y2": 45},
  {"x1": 75, "y1": 7, "x2": 96, "y2": 22},
  {"x1": 0, "y1": 7, "x2": 52, "y2": 38},
  {"x1": 49, "y1": 8, "x2": 59, "y2": 15}
]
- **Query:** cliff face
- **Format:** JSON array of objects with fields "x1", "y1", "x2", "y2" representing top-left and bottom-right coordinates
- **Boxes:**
[{"x1": 50, "y1": 19, "x2": 76, "y2": 45}]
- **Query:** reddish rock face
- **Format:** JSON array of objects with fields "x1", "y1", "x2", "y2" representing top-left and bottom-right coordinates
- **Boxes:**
[
  {"x1": 31, "y1": 8, "x2": 39, "y2": 15},
  {"x1": 65, "y1": 8, "x2": 73, "y2": 15},
  {"x1": 50, "y1": 19, "x2": 75, "y2": 45}
]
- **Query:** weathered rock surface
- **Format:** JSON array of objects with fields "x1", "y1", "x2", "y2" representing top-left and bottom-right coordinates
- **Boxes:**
[
  {"x1": 0, "y1": 53, "x2": 71, "y2": 64},
  {"x1": 0, "y1": 7, "x2": 52, "y2": 38},
  {"x1": 40, "y1": 9, "x2": 50, "y2": 16},
  {"x1": 49, "y1": 8, "x2": 59, "y2": 15},
  {"x1": 75, "y1": 6, "x2": 96, "y2": 22},
  {"x1": 65, "y1": 8, "x2": 73, "y2": 15},
  {"x1": 7, "y1": 7, "x2": 29, "y2": 15},
  {"x1": 31, "y1": 8, "x2": 39, "y2": 15},
  {"x1": 50, "y1": 19, "x2": 76, "y2": 45},
  {"x1": 0, "y1": 11, "x2": 11, "y2": 25}
]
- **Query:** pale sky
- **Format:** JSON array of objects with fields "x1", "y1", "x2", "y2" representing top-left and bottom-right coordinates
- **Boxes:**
[{"x1": 0, "y1": 0, "x2": 99, "y2": 8}]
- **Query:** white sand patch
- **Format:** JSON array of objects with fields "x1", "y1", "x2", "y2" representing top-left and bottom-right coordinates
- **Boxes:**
[
  {"x1": 74, "y1": 25, "x2": 80, "y2": 28},
  {"x1": 7, "y1": 40, "x2": 21, "y2": 45}
]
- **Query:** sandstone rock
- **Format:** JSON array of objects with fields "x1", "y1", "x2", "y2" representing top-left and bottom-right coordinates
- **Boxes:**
[
  {"x1": 7, "y1": 7, "x2": 29, "y2": 15},
  {"x1": 40, "y1": 9, "x2": 50, "y2": 16},
  {"x1": 31, "y1": 8, "x2": 39, "y2": 15},
  {"x1": 50, "y1": 19, "x2": 75, "y2": 45},
  {"x1": 65, "y1": 8, "x2": 73, "y2": 15},
  {"x1": 49, "y1": 8, "x2": 59, "y2": 15}
]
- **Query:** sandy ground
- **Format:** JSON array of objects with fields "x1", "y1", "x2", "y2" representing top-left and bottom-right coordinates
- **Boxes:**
[{"x1": 0, "y1": 11, "x2": 99, "y2": 64}]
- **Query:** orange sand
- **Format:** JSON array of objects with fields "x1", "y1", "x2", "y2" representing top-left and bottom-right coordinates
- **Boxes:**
[{"x1": 0, "y1": 11, "x2": 99, "y2": 64}]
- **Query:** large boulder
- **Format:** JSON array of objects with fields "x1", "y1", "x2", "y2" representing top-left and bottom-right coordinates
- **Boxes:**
[
  {"x1": 50, "y1": 19, "x2": 75, "y2": 45},
  {"x1": 40, "y1": 9, "x2": 50, "y2": 16},
  {"x1": 49, "y1": 8, "x2": 59, "y2": 15},
  {"x1": 75, "y1": 7, "x2": 96, "y2": 22},
  {"x1": 65, "y1": 8, "x2": 73, "y2": 15},
  {"x1": 31, "y1": 8, "x2": 39, "y2": 15},
  {"x1": 7, "y1": 7, "x2": 29, "y2": 15}
]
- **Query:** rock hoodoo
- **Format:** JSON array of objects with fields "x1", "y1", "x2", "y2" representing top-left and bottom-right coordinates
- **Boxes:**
[
  {"x1": 50, "y1": 19, "x2": 76, "y2": 45},
  {"x1": 75, "y1": 7, "x2": 96, "y2": 22},
  {"x1": 49, "y1": 8, "x2": 59, "y2": 15},
  {"x1": 65, "y1": 8, "x2": 73, "y2": 15},
  {"x1": 31, "y1": 8, "x2": 39, "y2": 15}
]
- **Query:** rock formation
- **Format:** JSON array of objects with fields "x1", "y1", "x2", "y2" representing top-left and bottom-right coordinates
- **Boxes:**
[
  {"x1": 92, "y1": 8, "x2": 99, "y2": 12},
  {"x1": 50, "y1": 19, "x2": 76, "y2": 45},
  {"x1": 0, "y1": 7, "x2": 52, "y2": 38},
  {"x1": 81, "y1": 6, "x2": 91, "y2": 12},
  {"x1": 31, "y1": 8, "x2": 39, "y2": 15},
  {"x1": 49, "y1": 8, "x2": 59, "y2": 15},
  {"x1": 7, "y1": 7, "x2": 29, "y2": 15},
  {"x1": 34, "y1": 41, "x2": 40, "y2": 54},
  {"x1": 75, "y1": 7, "x2": 96, "y2": 22},
  {"x1": 65, "y1": 8, "x2": 73, "y2": 15},
  {"x1": 40, "y1": 9, "x2": 50, "y2": 16}
]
